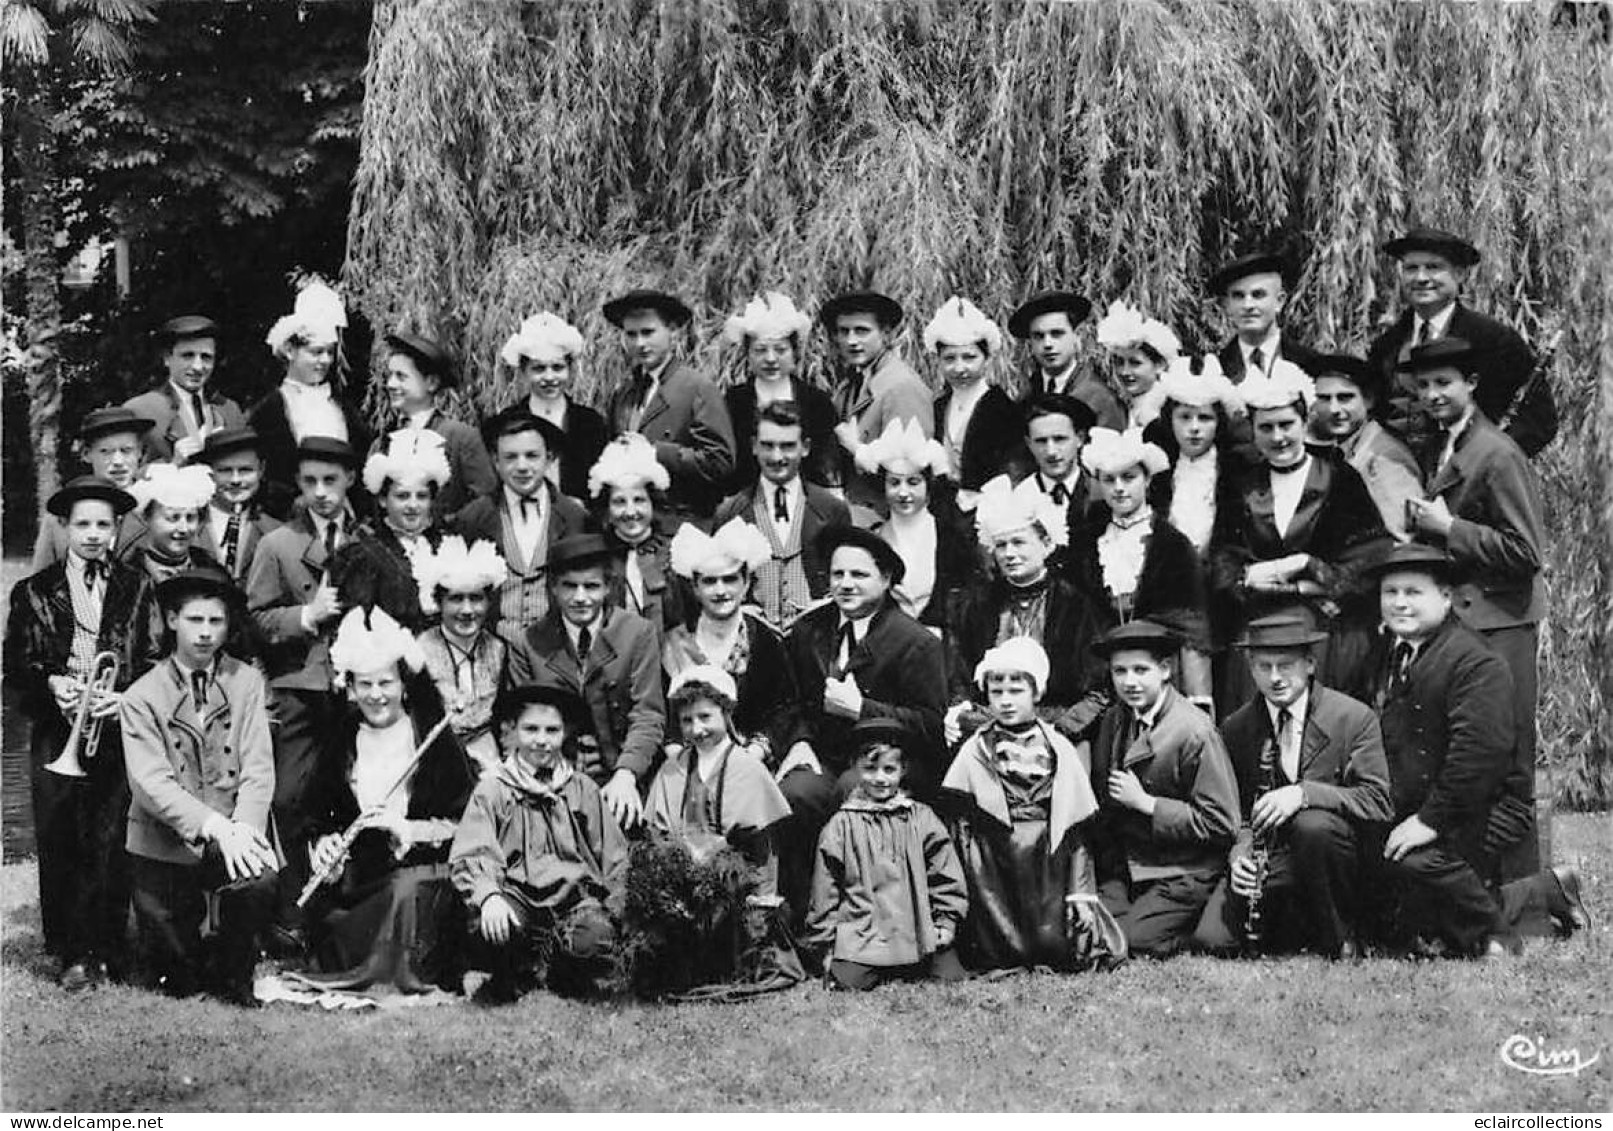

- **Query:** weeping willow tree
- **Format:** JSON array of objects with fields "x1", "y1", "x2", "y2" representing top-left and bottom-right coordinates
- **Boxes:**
[{"x1": 346, "y1": 0, "x2": 1612, "y2": 809}]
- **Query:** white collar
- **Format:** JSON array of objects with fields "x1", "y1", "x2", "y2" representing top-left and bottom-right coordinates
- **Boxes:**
[
  {"x1": 169, "y1": 380, "x2": 206, "y2": 405},
  {"x1": 1416, "y1": 303, "x2": 1457, "y2": 340},
  {"x1": 1038, "y1": 469, "x2": 1082, "y2": 495},
  {"x1": 281, "y1": 376, "x2": 331, "y2": 397},
  {"x1": 946, "y1": 379, "x2": 988, "y2": 414},
  {"x1": 836, "y1": 612, "x2": 875, "y2": 642},
  {"x1": 404, "y1": 407, "x2": 436, "y2": 430},
  {"x1": 1265, "y1": 687, "x2": 1311, "y2": 732},
  {"x1": 1042, "y1": 361, "x2": 1078, "y2": 390},
  {"x1": 762, "y1": 475, "x2": 803, "y2": 505},
  {"x1": 564, "y1": 613, "x2": 604, "y2": 649},
  {"x1": 1444, "y1": 405, "x2": 1477, "y2": 441},
  {"x1": 1135, "y1": 693, "x2": 1168, "y2": 730},
  {"x1": 1240, "y1": 327, "x2": 1282, "y2": 363},
  {"x1": 503, "y1": 484, "x2": 546, "y2": 515}
]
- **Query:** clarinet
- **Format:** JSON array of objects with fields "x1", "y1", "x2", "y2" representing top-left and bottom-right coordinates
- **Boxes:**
[
  {"x1": 1496, "y1": 329, "x2": 1561, "y2": 435},
  {"x1": 1244, "y1": 735, "x2": 1278, "y2": 951}
]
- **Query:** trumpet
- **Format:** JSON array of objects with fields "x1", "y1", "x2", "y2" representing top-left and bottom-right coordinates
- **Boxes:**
[{"x1": 46, "y1": 651, "x2": 121, "y2": 778}]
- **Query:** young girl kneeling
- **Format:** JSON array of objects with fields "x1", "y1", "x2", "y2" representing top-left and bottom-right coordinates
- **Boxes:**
[
  {"x1": 805, "y1": 720, "x2": 969, "y2": 990},
  {"x1": 943, "y1": 637, "x2": 1126, "y2": 973}
]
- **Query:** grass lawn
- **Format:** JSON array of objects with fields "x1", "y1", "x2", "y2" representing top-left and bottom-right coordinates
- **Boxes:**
[{"x1": 1, "y1": 815, "x2": 1608, "y2": 1113}]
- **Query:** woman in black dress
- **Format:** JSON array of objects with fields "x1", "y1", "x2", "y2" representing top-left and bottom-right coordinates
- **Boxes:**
[{"x1": 499, "y1": 311, "x2": 608, "y2": 502}]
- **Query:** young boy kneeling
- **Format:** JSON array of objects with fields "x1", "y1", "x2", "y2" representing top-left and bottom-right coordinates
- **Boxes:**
[
  {"x1": 806, "y1": 719, "x2": 969, "y2": 990},
  {"x1": 449, "y1": 686, "x2": 626, "y2": 1002},
  {"x1": 120, "y1": 566, "x2": 279, "y2": 1005}
]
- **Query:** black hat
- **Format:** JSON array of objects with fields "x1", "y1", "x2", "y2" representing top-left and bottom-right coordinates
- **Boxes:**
[
  {"x1": 77, "y1": 406, "x2": 155, "y2": 444},
  {"x1": 1008, "y1": 291, "x2": 1092, "y2": 339},
  {"x1": 384, "y1": 331, "x2": 458, "y2": 388},
  {"x1": 1362, "y1": 541, "x2": 1461, "y2": 584},
  {"x1": 1021, "y1": 391, "x2": 1098, "y2": 434},
  {"x1": 814, "y1": 524, "x2": 906, "y2": 585},
  {"x1": 154, "y1": 315, "x2": 219, "y2": 344},
  {"x1": 493, "y1": 684, "x2": 591, "y2": 732},
  {"x1": 46, "y1": 475, "x2": 135, "y2": 519},
  {"x1": 195, "y1": 427, "x2": 262, "y2": 465},
  {"x1": 602, "y1": 289, "x2": 693, "y2": 328},
  {"x1": 1091, "y1": 620, "x2": 1181, "y2": 658},
  {"x1": 848, "y1": 718, "x2": 912, "y2": 758},
  {"x1": 1207, "y1": 251, "x2": 1297, "y2": 295},
  {"x1": 548, "y1": 533, "x2": 614, "y2": 575},
  {"x1": 1301, "y1": 353, "x2": 1388, "y2": 402},
  {"x1": 818, "y1": 290, "x2": 905, "y2": 330},
  {"x1": 480, "y1": 406, "x2": 566, "y2": 456},
  {"x1": 295, "y1": 436, "x2": 361, "y2": 469},
  {"x1": 1233, "y1": 607, "x2": 1330, "y2": 650},
  {"x1": 155, "y1": 564, "x2": 243, "y2": 612},
  {"x1": 1394, "y1": 336, "x2": 1479, "y2": 377},
  {"x1": 1382, "y1": 227, "x2": 1480, "y2": 268}
]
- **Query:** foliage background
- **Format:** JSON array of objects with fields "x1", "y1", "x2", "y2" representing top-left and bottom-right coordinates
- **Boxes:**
[{"x1": 343, "y1": 0, "x2": 1611, "y2": 807}]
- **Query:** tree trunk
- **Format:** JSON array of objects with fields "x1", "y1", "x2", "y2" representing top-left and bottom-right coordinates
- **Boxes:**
[{"x1": 14, "y1": 63, "x2": 65, "y2": 516}]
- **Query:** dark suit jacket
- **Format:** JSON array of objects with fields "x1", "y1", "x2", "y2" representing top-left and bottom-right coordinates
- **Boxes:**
[
  {"x1": 500, "y1": 398, "x2": 611, "y2": 503},
  {"x1": 1065, "y1": 507, "x2": 1209, "y2": 649},
  {"x1": 1216, "y1": 333, "x2": 1322, "y2": 385},
  {"x1": 603, "y1": 522, "x2": 690, "y2": 634},
  {"x1": 1090, "y1": 685, "x2": 1240, "y2": 879},
  {"x1": 713, "y1": 480, "x2": 851, "y2": 599},
  {"x1": 1359, "y1": 615, "x2": 1514, "y2": 868},
  {"x1": 1416, "y1": 414, "x2": 1544, "y2": 630},
  {"x1": 124, "y1": 382, "x2": 246, "y2": 463},
  {"x1": 605, "y1": 360, "x2": 736, "y2": 518},
  {"x1": 782, "y1": 600, "x2": 948, "y2": 788},
  {"x1": 1209, "y1": 446, "x2": 1390, "y2": 627},
  {"x1": 1219, "y1": 683, "x2": 1392, "y2": 856},
  {"x1": 724, "y1": 380, "x2": 843, "y2": 491},
  {"x1": 244, "y1": 511, "x2": 356, "y2": 691},
  {"x1": 246, "y1": 385, "x2": 374, "y2": 518},
  {"x1": 1030, "y1": 366, "x2": 1126, "y2": 431},
  {"x1": 1366, "y1": 303, "x2": 1554, "y2": 457},
  {"x1": 196, "y1": 506, "x2": 283, "y2": 583},
  {"x1": 933, "y1": 384, "x2": 1029, "y2": 490},
  {"x1": 448, "y1": 484, "x2": 590, "y2": 612},
  {"x1": 505, "y1": 607, "x2": 666, "y2": 782}
]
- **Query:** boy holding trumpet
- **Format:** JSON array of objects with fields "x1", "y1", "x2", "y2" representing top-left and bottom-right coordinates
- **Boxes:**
[{"x1": 5, "y1": 477, "x2": 158, "y2": 990}]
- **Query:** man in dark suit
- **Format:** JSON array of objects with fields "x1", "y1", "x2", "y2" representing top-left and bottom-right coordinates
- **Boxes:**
[
  {"x1": 124, "y1": 316, "x2": 245, "y2": 465},
  {"x1": 774, "y1": 525, "x2": 948, "y2": 915},
  {"x1": 1014, "y1": 393, "x2": 1099, "y2": 537},
  {"x1": 192, "y1": 428, "x2": 282, "y2": 583},
  {"x1": 1007, "y1": 291, "x2": 1124, "y2": 430},
  {"x1": 712, "y1": 400, "x2": 851, "y2": 627},
  {"x1": 1366, "y1": 227, "x2": 1555, "y2": 457},
  {"x1": 32, "y1": 407, "x2": 154, "y2": 569},
  {"x1": 601, "y1": 289, "x2": 736, "y2": 525},
  {"x1": 1400, "y1": 338, "x2": 1545, "y2": 881},
  {"x1": 504, "y1": 534, "x2": 665, "y2": 830},
  {"x1": 1193, "y1": 609, "x2": 1392, "y2": 958},
  {"x1": 1209, "y1": 251, "x2": 1322, "y2": 387},
  {"x1": 449, "y1": 408, "x2": 589, "y2": 634},
  {"x1": 243, "y1": 437, "x2": 362, "y2": 941},
  {"x1": 375, "y1": 331, "x2": 498, "y2": 521}
]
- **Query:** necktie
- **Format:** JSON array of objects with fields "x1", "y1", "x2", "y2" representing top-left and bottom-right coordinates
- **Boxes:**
[
  {"x1": 1390, "y1": 641, "x2": 1415, "y2": 693},
  {"x1": 774, "y1": 485, "x2": 789, "y2": 523},
  {"x1": 324, "y1": 520, "x2": 338, "y2": 558},
  {"x1": 221, "y1": 509, "x2": 243, "y2": 577},
  {"x1": 83, "y1": 559, "x2": 107, "y2": 587},
  {"x1": 1276, "y1": 707, "x2": 1296, "y2": 782},
  {"x1": 520, "y1": 496, "x2": 535, "y2": 520},
  {"x1": 1415, "y1": 320, "x2": 1431, "y2": 347},
  {"x1": 1049, "y1": 481, "x2": 1069, "y2": 506},
  {"x1": 191, "y1": 669, "x2": 208, "y2": 708},
  {"x1": 576, "y1": 626, "x2": 592, "y2": 664},
  {"x1": 189, "y1": 392, "x2": 207, "y2": 435},
  {"x1": 1128, "y1": 711, "x2": 1147, "y2": 749},
  {"x1": 1249, "y1": 347, "x2": 1266, "y2": 374},
  {"x1": 835, "y1": 621, "x2": 856, "y2": 673}
]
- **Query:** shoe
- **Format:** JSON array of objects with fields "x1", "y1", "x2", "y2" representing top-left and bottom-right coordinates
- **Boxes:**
[
  {"x1": 1482, "y1": 938, "x2": 1512, "y2": 961},
  {"x1": 263, "y1": 925, "x2": 307, "y2": 961},
  {"x1": 58, "y1": 963, "x2": 93, "y2": 993},
  {"x1": 1549, "y1": 866, "x2": 1590, "y2": 935},
  {"x1": 471, "y1": 975, "x2": 522, "y2": 1006},
  {"x1": 1335, "y1": 939, "x2": 1362, "y2": 963},
  {"x1": 214, "y1": 980, "x2": 263, "y2": 1009}
]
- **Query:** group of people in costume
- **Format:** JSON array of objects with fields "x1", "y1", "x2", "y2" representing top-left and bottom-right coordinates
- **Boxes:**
[{"x1": 5, "y1": 224, "x2": 1588, "y2": 1008}]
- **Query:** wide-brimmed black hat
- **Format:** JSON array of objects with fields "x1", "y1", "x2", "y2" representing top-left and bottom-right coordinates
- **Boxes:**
[
  {"x1": 1300, "y1": 353, "x2": 1388, "y2": 402},
  {"x1": 76, "y1": 406, "x2": 155, "y2": 444},
  {"x1": 493, "y1": 684, "x2": 591, "y2": 732},
  {"x1": 195, "y1": 426, "x2": 262, "y2": 465},
  {"x1": 814, "y1": 524, "x2": 906, "y2": 585},
  {"x1": 295, "y1": 436, "x2": 361, "y2": 469},
  {"x1": 548, "y1": 533, "x2": 614, "y2": 575},
  {"x1": 46, "y1": 475, "x2": 135, "y2": 519},
  {"x1": 1091, "y1": 619, "x2": 1181, "y2": 658},
  {"x1": 1233, "y1": 608, "x2": 1330, "y2": 650},
  {"x1": 1394, "y1": 336, "x2": 1479, "y2": 377},
  {"x1": 154, "y1": 315, "x2": 219, "y2": 344},
  {"x1": 602, "y1": 289, "x2": 693, "y2": 328},
  {"x1": 480, "y1": 406, "x2": 566, "y2": 456},
  {"x1": 1382, "y1": 227, "x2": 1480, "y2": 268},
  {"x1": 818, "y1": 290, "x2": 905, "y2": 330},
  {"x1": 155, "y1": 564, "x2": 244, "y2": 612},
  {"x1": 1021, "y1": 391, "x2": 1098, "y2": 434},
  {"x1": 1008, "y1": 291, "x2": 1092, "y2": 339},
  {"x1": 384, "y1": 331, "x2": 458, "y2": 387},
  {"x1": 1207, "y1": 251, "x2": 1297, "y2": 296},
  {"x1": 1362, "y1": 541, "x2": 1462, "y2": 584}
]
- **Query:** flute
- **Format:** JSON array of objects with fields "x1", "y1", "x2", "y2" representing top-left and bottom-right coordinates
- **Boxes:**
[{"x1": 295, "y1": 713, "x2": 454, "y2": 908}]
